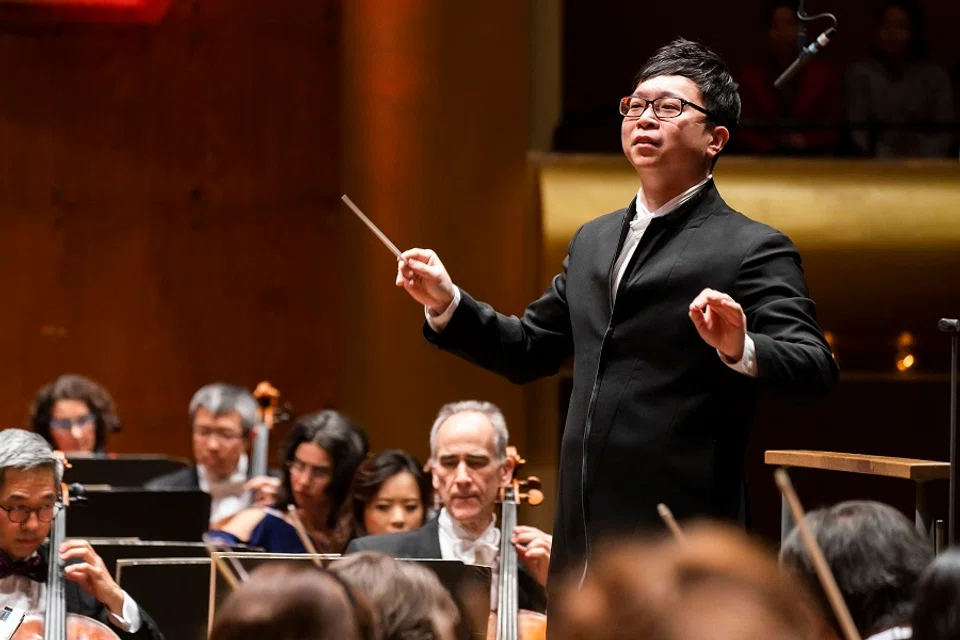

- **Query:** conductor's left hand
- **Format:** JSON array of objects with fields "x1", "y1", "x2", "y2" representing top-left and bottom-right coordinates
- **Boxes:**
[{"x1": 688, "y1": 288, "x2": 747, "y2": 362}]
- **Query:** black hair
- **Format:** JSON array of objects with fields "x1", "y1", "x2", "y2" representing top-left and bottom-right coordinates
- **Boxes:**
[
  {"x1": 277, "y1": 410, "x2": 369, "y2": 535},
  {"x1": 763, "y1": 1, "x2": 798, "y2": 29},
  {"x1": 29, "y1": 374, "x2": 120, "y2": 453},
  {"x1": 874, "y1": 0, "x2": 928, "y2": 59},
  {"x1": 633, "y1": 37, "x2": 741, "y2": 131},
  {"x1": 350, "y1": 450, "x2": 432, "y2": 537},
  {"x1": 911, "y1": 548, "x2": 960, "y2": 640},
  {"x1": 779, "y1": 500, "x2": 933, "y2": 637}
]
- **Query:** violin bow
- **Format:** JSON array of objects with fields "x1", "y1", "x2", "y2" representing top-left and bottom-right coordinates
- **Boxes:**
[
  {"x1": 286, "y1": 505, "x2": 324, "y2": 567},
  {"x1": 775, "y1": 468, "x2": 862, "y2": 640}
]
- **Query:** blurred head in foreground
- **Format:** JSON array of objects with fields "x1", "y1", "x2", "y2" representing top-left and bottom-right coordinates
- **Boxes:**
[
  {"x1": 208, "y1": 562, "x2": 377, "y2": 640},
  {"x1": 552, "y1": 523, "x2": 825, "y2": 640}
]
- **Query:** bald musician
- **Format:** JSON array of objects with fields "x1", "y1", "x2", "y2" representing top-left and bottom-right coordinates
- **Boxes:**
[
  {"x1": 0, "y1": 429, "x2": 163, "y2": 638},
  {"x1": 346, "y1": 401, "x2": 549, "y2": 613}
]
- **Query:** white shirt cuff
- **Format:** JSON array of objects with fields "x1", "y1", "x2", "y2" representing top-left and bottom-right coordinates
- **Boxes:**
[
  {"x1": 107, "y1": 590, "x2": 142, "y2": 633},
  {"x1": 425, "y1": 286, "x2": 461, "y2": 333},
  {"x1": 718, "y1": 334, "x2": 758, "y2": 377}
]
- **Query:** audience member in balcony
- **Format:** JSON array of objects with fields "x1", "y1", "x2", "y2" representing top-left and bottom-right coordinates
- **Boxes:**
[
  {"x1": 29, "y1": 374, "x2": 121, "y2": 454},
  {"x1": 844, "y1": 0, "x2": 954, "y2": 157},
  {"x1": 349, "y1": 449, "x2": 432, "y2": 538},
  {"x1": 208, "y1": 410, "x2": 369, "y2": 554},
  {"x1": 779, "y1": 500, "x2": 934, "y2": 640},
  {"x1": 737, "y1": 1, "x2": 840, "y2": 155}
]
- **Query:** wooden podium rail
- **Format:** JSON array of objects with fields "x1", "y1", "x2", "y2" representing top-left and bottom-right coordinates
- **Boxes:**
[{"x1": 765, "y1": 450, "x2": 950, "y2": 545}]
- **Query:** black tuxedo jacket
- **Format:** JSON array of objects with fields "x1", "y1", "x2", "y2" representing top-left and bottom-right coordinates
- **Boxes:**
[
  {"x1": 143, "y1": 466, "x2": 200, "y2": 491},
  {"x1": 64, "y1": 580, "x2": 164, "y2": 639},
  {"x1": 345, "y1": 519, "x2": 547, "y2": 614},
  {"x1": 142, "y1": 465, "x2": 281, "y2": 491},
  {"x1": 425, "y1": 181, "x2": 838, "y2": 584}
]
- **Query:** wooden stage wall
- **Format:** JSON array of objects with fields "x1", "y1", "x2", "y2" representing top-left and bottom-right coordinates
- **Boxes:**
[{"x1": 0, "y1": 0, "x2": 342, "y2": 459}]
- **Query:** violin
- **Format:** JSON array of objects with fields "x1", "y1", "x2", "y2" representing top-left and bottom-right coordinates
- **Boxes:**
[
  {"x1": 487, "y1": 447, "x2": 547, "y2": 640},
  {"x1": 13, "y1": 477, "x2": 120, "y2": 640}
]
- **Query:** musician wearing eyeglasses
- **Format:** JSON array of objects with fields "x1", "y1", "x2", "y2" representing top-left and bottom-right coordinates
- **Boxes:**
[
  {"x1": 0, "y1": 429, "x2": 163, "y2": 638},
  {"x1": 28, "y1": 375, "x2": 121, "y2": 454},
  {"x1": 209, "y1": 410, "x2": 370, "y2": 554},
  {"x1": 346, "y1": 401, "x2": 550, "y2": 614},
  {"x1": 144, "y1": 383, "x2": 280, "y2": 525},
  {"x1": 396, "y1": 38, "x2": 837, "y2": 594}
]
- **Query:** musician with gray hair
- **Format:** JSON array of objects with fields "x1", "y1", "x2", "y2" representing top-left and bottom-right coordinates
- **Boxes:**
[
  {"x1": 0, "y1": 429, "x2": 163, "y2": 638},
  {"x1": 144, "y1": 382, "x2": 280, "y2": 525},
  {"x1": 346, "y1": 400, "x2": 550, "y2": 613}
]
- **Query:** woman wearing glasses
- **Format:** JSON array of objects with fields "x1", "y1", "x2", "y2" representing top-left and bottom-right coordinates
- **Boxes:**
[
  {"x1": 28, "y1": 374, "x2": 120, "y2": 454},
  {"x1": 209, "y1": 410, "x2": 369, "y2": 554}
]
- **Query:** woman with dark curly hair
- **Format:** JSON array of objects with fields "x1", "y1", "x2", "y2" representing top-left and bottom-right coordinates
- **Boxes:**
[
  {"x1": 210, "y1": 409, "x2": 369, "y2": 554},
  {"x1": 28, "y1": 374, "x2": 120, "y2": 454},
  {"x1": 351, "y1": 450, "x2": 431, "y2": 538}
]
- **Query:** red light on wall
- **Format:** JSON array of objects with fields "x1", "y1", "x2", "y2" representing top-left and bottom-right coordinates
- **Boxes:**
[{"x1": 0, "y1": 0, "x2": 170, "y2": 24}]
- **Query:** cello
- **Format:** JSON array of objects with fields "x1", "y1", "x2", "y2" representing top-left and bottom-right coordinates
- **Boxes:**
[
  {"x1": 487, "y1": 447, "x2": 547, "y2": 640},
  {"x1": 13, "y1": 477, "x2": 120, "y2": 640},
  {"x1": 249, "y1": 381, "x2": 281, "y2": 482}
]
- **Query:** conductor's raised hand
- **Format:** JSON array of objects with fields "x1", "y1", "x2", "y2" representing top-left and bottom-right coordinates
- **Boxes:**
[
  {"x1": 688, "y1": 288, "x2": 747, "y2": 361},
  {"x1": 396, "y1": 248, "x2": 456, "y2": 314}
]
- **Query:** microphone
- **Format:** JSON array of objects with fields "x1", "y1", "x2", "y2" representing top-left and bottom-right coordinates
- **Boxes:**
[
  {"x1": 774, "y1": 27, "x2": 836, "y2": 89},
  {"x1": 939, "y1": 318, "x2": 960, "y2": 333}
]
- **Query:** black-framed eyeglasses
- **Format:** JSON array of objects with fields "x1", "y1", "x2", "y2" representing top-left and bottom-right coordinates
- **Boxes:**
[
  {"x1": 49, "y1": 414, "x2": 95, "y2": 431},
  {"x1": 619, "y1": 96, "x2": 714, "y2": 121},
  {"x1": 0, "y1": 504, "x2": 59, "y2": 524}
]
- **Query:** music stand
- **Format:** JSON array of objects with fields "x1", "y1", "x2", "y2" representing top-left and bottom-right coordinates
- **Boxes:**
[
  {"x1": 117, "y1": 558, "x2": 211, "y2": 640},
  {"x1": 63, "y1": 454, "x2": 190, "y2": 487},
  {"x1": 81, "y1": 540, "x2": 216, "y2": 581},
  {"x1": 400, "y1": 559, "x2": 492, "y2": 640},
  {"x1": 67, "y1": 489, "x2": 210, "y2": 541}
]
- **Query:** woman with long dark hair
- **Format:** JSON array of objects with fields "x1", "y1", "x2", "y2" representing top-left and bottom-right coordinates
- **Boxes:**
[{"x1": 210, "y1": 409, "x2": 368, "y2": 553}]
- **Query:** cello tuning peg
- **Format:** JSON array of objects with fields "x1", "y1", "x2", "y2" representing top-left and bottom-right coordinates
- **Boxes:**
[{"x1": 526, "y1": 476, "x2": 542, "y2": 491}]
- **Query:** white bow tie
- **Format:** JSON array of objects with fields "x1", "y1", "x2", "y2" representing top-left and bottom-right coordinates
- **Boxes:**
[
  {"x1": 439, "y1": 510, "x2": 501, "y2": 565},
  {"x1": 452, "y1": 530, "x2": 500, "y2": 565}
]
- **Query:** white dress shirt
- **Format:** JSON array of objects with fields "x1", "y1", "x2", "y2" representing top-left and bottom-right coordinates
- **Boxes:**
[
  {"x1": 0, "y1": 572, "x2": 142, "y2": 632},
  {"x1": 437, "y1": 509, "x2": 501, "y2": 609},
  {"x1": 866, "y1": 627, "x2": 912, "y2": 640},
  {"x1": 198, "y1": 453, "x2": 251, "y2": 525},
  {"x1": 426, "y1": 177, "x2": 757, "y2": 376}
]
